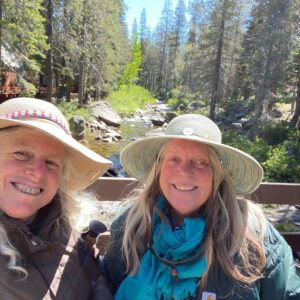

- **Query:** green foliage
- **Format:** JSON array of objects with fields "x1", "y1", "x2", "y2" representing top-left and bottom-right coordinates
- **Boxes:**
[
  {"x1": 222, "y1": 130, "x2": 270, "y2": 163},
  {"x1": 19, "y1": 78, "x2": 37, "y2": 97},
  {"x1": 3, "y1": 0, "x2": 47, "y2": 72},
  {"x1": 107, "y1": 85, "x2": 156, "y2": 116},
  {"x1": 56, "y1": 101, "x2": 93, "y2": 122},
  {"x1": 275, "y1": 223, "x2": 294, "y2": 233},
  {"x1": 167, "y1": 97, "x2": 188, "y2": 110},
  {"x1": 223, "y1": 127, "x2": 300, "y2": 183},
  {"x1": 119, "y1": 33, "x2": 143, "y2": 87},
  {"x1": 262, "y1": 145, "x2": 300, "y2": 183},
  {"x1": 259, "y1": 121, "x2": 300, "y2": 182},
  {"x1": 261, "y1": 121, "x2": 293, "y2": 145}
]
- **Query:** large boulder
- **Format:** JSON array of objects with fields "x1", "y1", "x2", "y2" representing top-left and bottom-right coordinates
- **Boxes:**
[
  {"x1": 91, "y1": 101, "x2": 122, "y2": 127},
  {"x1": 151, "y1": 114, "x2": 166, "y2": 126},
  {"x1": 166, "y1": 111, "x2": 178, "y2": 122},
  {"x1": 69, "y1": 115, "x2": 85, "y2": 140}
]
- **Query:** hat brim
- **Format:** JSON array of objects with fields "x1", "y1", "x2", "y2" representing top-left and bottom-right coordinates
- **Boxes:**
[
  {"x1": 0, "y1": 118, "x2": 112, "y2": 192},
  {"x1": 120, "y1": 135, "x2": 263, "y2": 195}
]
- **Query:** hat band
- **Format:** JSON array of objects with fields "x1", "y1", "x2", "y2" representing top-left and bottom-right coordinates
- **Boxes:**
[
  {"x1": 168, "y1": 127, "x2": 214, "y2": 141},
  {"x1": 1, "y1": 110, "x2": 71, "y2": 135}
]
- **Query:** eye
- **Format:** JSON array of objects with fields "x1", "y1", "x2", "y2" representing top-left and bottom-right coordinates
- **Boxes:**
[
  {"x1": 14, "y1": 151, "x2": 29, "y2": 160},
  {"x1": 46, "y1": 160, "x2": 61, "y2": 170},
  {"x1": 193, "y1": 159, "x2": 208, "y2": 168},
  {"x1": 166, "y1": 156, "x2": 180, "y2": 164}
]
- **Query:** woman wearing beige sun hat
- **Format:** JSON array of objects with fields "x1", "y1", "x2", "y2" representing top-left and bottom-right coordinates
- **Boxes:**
[
  {"x1": 104, "y1": 114, "x2": 300, "y2": 299},
  {"x1": 0, "y1": 97, "x2": 113, "y2": 300}
]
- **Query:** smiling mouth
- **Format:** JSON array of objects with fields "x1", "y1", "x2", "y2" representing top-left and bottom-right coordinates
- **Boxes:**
[
  {"x1": 173, "y1": 184, "x2": 197, "y2": 191},
  {"x1": 13, "y1": 183, "x2": 42, "y2": 195}
]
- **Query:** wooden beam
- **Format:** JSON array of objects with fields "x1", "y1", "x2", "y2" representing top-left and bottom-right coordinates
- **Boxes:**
[
  {"x1": 251, "y1": 183, "x2": 300, "y2": 205},
  {"x1": 88, "y1": 178, "x2": 300, "y2": 205},
  {"x1": 86, "y1": 177, "x2": 139, "y2": 201}
]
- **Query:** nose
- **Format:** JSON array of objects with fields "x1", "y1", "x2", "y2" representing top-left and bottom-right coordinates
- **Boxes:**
[
  {"x1": 25, "y1": 159, "x2": 47, "y2": 180},
  {"x1": 177, "y1": 160, "x2": 193, "y2": 174}
]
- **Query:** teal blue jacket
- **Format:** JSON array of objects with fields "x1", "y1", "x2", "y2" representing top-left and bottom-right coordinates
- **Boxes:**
[{"x1": 104, "y1": 210, "x2": 300, "y2": 299}]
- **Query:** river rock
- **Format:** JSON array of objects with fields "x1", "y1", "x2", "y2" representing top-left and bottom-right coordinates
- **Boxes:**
[
  {"x1": 69, "y1": 115, "x2": 85, "y2": 140},
  {"x1": 187, "y1": 101, "x2": 202, "y2": 111},
  {"x1": 91, "y1": 101, "x2": 122, "y2": 127},
  {"x1": 269, "y1": 107, "x2": 282, "y2": 118},
  {"x1": 151, "y1": 114, "x2": 166, "y2": 126},
  {"x1": 104, "y1": 131, "x2": 122, "y2": 141},
  {"x1": 166, "y1": 111, "x2": 178, "y2": 122},
  {"x1": 231, "y1": 122, "x2": 243, "y2": 130}
]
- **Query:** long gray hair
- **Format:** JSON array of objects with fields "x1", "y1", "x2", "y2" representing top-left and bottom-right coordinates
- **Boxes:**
[
  {"x1": 121, "y1": 143, "x2": 266, "y2": 286},
  {"x1": 0, "y1": 126, "x2": 93, "y2": 276}
]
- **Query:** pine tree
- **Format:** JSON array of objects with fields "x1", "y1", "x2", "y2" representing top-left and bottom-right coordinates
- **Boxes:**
[
  {"x1": 119, "y1": 33, "x2": 143, "y2": 86},
  {"x1": 240, "y1": 0, "x2": 295, "y2": 130},
  {"x1": 0, "y1": 0, "x2": 47, "y2": 74},
  {"x1": 131, "y1": 18, "x2": 138, "y2": 40},
  {"x1": 153, "y1": 0, "x2": 174, "y2": 98}
]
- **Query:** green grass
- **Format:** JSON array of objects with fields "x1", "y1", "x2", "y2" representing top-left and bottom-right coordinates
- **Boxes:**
[
  {"x1": 56, "y1": 100, "x2": 93, "y2": 122},
  {"x1": 106, "y1": 85, "x2": 156, "y2": 116}
]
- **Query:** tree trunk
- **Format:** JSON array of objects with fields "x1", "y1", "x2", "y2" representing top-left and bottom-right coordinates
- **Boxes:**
[
  {"x1": 210, "y1": 0, "x2": 227, "y2": 121},
  {"x1": 45, "y1": 0, "x2": 53, "y2": 102},
  {"x1": 78, "y1": 2, "x2": 87, "y2": 108},
  {"x1": 291, "y1": 66, "x2": 300, "y2": 127},
  {"x1": 254, "y1": 42, "x2": 273, "y2": 134}
]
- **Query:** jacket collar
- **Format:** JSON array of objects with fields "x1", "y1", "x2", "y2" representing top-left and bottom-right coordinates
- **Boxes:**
[{"x1": 0, "y1": 195, "x2": 63, "y2": 253}]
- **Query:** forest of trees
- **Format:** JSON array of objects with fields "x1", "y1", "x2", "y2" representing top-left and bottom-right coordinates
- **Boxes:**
[
  {"x1": 0, "y1": 0, "x2": 299, "y2": 130},
  {"x1": 134, "y1": 0, "x2": 300, "y2": 129},
  {"x1": 0, "y1": 0, "x2": 129, "y2": 105}
]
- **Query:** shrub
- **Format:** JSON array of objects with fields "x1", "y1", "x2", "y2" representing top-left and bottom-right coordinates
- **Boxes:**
[
  {"x1": 106, "y1": 85, "x2": 156, "y2": 116},
  {"x1": 222, "y1": 130, "x2": 270, "y2": 163},
  {"x1": 261, "y1": 121, "x2": 292, "y2": 145},
  {"x1": 56, "y1": 100, "x2": 93, "y2": 122},
  {"x1": 262, "y1": 145, "x2": 300, "y2": 183}
]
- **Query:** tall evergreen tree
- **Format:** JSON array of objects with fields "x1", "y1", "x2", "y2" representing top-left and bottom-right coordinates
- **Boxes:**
[
  {"x1": 173, "y1": 0, "x2": 186, "y2": 49},
  {"x1": 153, "y1": 0, "x2": 174, "y2": 98},
  {"x1": 139, "y1": 8, "x2": 150, "y2": 45},
  {"x1": 179, "y1": 0, "x2": 248, "y2": 118},
  {"x1": 290, "y1": 40, "x2": 300, "y2": 127},
  {"x1": 43, "y1": 0, "x2": 54, "y2": 102},
  {"x1": 131, "y1": 18, "x2": 138, "y2": 40},
  {"x1": 0, "y1": 0, "x2": 47, "y2": 74},
  {"x1": 240, "y1": 0, "x2": 295, "y2": 130}
]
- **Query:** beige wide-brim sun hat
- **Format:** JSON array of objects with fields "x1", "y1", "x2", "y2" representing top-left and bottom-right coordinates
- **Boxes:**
[
  {"x1": 121, "y1": 114, "x2": 263, "y2": 195},
  {"x1": 0, "y1": 97, "x2": 112, "y2": 192}
]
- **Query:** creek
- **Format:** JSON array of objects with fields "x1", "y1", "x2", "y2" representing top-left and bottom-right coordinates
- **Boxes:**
[
  {"x1": 85, "y1": 120, "x2": 154, "y2": 159},
  {"x1": 84, "y1": 102, "x2": 171, "y2": 168}
]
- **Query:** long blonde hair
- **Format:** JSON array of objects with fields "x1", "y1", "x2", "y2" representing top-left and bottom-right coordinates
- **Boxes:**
[{"x1": 122, "y1": 143, "x2": 266, "y2": 286}]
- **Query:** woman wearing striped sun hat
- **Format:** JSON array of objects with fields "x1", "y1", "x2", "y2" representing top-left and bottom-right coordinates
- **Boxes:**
[
  {"x1": 0, "y1": 97, "x2": 113, "y2": 300},
  {"x1": 104, "y1": 114, "x2": 300, "y2": 300}
]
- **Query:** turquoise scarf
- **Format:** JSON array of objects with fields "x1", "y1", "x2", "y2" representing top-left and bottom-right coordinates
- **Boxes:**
[{"x1": 115, "y1": 196, "x2": 206, "y2": 300}]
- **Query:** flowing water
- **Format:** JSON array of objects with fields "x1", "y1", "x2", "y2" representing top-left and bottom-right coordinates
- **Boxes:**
[{"x1": 84, "y1": 119, "x2": 156, "y2": 159}]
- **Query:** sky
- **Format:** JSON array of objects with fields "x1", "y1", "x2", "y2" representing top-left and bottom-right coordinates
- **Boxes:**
[{"x1": 124, "y1": 0, "x2": 189, "y2": 32}]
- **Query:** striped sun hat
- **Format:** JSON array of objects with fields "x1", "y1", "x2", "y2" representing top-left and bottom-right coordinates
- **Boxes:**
[
  {"x1": 121, "y1": 114, "x2": 263, "y2": 195},
  {"x1": 0, "y1": 97, "x2": 112, "y2": 192}
]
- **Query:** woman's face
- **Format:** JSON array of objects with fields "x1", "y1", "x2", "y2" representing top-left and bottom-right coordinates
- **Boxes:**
[
  {"x1": 159, "y1": 139, "x2": 213, "y2": 218},
  {"x1": 0, "y1": 127, "x2": 65, "y2": 221}
]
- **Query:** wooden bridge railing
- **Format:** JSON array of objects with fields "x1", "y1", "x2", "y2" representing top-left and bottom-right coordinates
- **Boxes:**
[{"x1": 87, "y1": 178, "x2": 300, "y2": 253}]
